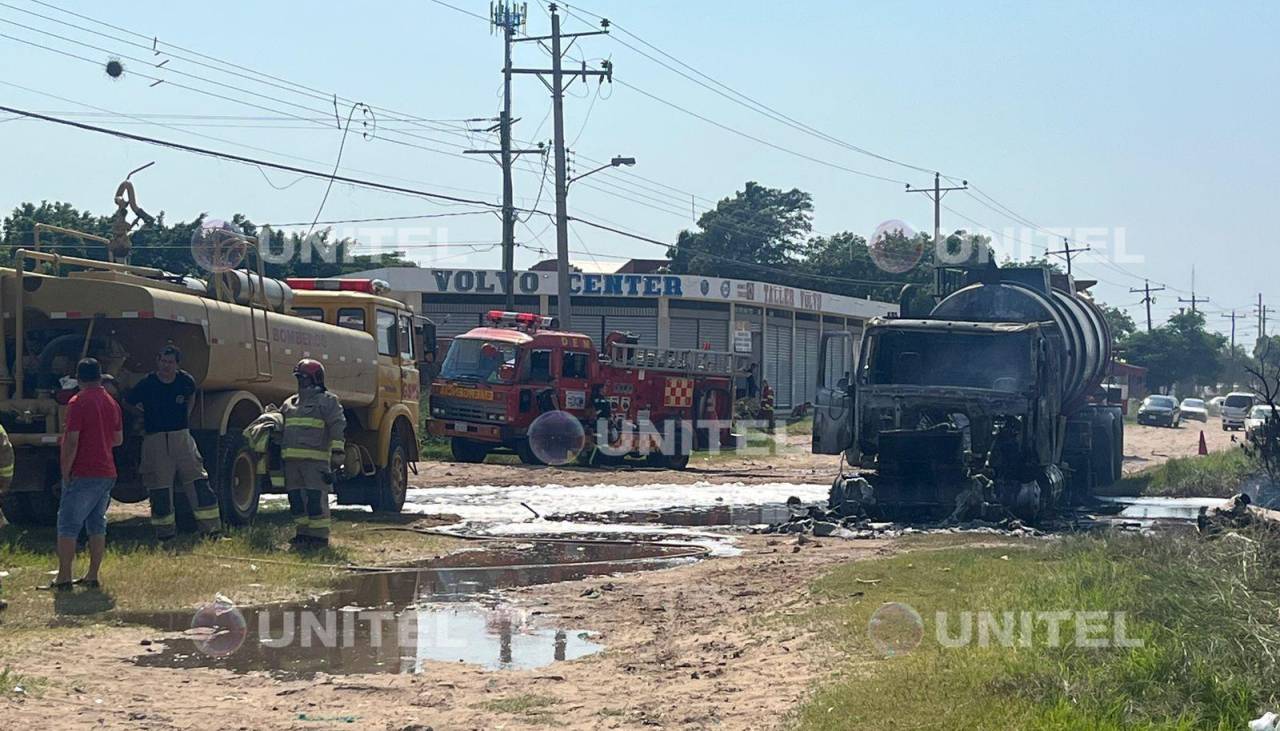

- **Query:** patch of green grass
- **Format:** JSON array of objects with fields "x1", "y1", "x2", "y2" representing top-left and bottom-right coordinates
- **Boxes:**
[
  {"x1": 0, "y1": 666, "x2": 42, "y2": 695},
  {"x1": 0, "y1": 505, "x2": 461, "y2": 634},
  {"x1": 793, "y1": 531, "x2": 1280, "y2": 730},
  {"x1": 481, "y1": 693, "x2": 558, "y2": 715},
  {"x1": 1117, "y1": 447, "x2": 1258, "y2": 497}
]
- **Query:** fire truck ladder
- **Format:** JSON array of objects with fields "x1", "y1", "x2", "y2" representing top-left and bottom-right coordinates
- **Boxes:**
[
  {"x1": 211, "y1": 238, "x2": 273, "y2": 382},
  {"x1": 608, "y1": 343, "x2": 742, "y2": 376}
]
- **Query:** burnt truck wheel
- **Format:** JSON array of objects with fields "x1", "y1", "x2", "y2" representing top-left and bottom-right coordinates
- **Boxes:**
[
  {"x1": 0, "y1": 488, "x2": 59, "y2": 526},
  {"x1": 450, "y1": 437, "x2": 489, "y2": 464},
  {"x1": 370, "y1": 430, "x2": 410, "y2": 513},
  {"x1": 214, "y1": 432, "x2": 261, "y2": 527}
]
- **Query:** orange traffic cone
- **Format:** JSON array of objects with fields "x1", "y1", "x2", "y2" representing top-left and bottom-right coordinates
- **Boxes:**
[{"x1": 1198, "y1": 430, "x2": 1208, "y2": 456}]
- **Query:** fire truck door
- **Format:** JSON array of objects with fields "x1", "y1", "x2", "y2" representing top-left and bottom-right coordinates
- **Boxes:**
[{"x1": 557, "y1": 350, "x2": 592, "y2": 416}]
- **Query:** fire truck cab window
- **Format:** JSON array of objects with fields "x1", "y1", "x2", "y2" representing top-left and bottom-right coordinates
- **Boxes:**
[
  {"x1": 337, "y1": 308, "x2": 365, "y2": 332},
  {"x1": 399, "y1": 314, "x2": 415, "y2": 360},
  {"x1": 376, "y1": 310, "x2": 397, "y2": 356},
  {"x1": 293, "y1": 307, "x2": 324, "y2": 323},
  {"x1": 562, "y1": 351, "x2": 589, "y2": 379},
  {"x1": 528, "y1": 350, "x2": 553, "y2": 382}
]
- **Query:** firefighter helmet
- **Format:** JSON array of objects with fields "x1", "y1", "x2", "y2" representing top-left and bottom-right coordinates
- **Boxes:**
[{"x1": 293, "y1": 358, "x2": 326, "y2": 388}]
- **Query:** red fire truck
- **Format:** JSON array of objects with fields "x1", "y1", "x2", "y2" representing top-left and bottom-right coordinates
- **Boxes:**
[{"x1": 427, "y1": 311, "x2": 741, "y2": 468}]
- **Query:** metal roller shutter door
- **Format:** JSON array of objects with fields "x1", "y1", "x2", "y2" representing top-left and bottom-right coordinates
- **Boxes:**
[
  {"x1": 795, "y1": 323, "x2": 820, "y2": 405},
  {"x1": 606, "y1": 315, "x2": 658, "y2": 345},
  {"x1": 700, "y1": 320, "x2": 728, "y2": 351},
  {"x1": 423, "y1": 304, "x2": 489, "y2": 339},
  {"x1": 670, "y1": 318, "x2": 700, "y2": 350},
  {"x1": 766, "y1": 321, "x2": 793, "y2": 409}
]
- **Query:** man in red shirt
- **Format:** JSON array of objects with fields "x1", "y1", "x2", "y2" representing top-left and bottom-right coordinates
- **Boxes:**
[{"x1": 52, "y1": 358, "x2": 123, "y2": 590}]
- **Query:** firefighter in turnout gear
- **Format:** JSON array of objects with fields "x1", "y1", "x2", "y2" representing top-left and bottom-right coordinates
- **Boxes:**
[
  {"x1": 0, "y1": 423, "x2": 12, "y2": 610},
  {"x1": 281, "y1": 359, "x2": 346, "y2": 548}
]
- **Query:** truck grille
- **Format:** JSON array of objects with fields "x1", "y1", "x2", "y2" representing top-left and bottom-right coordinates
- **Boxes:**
[{"x1": 433, "y1": 397, "x2": 504, "y2": 422}]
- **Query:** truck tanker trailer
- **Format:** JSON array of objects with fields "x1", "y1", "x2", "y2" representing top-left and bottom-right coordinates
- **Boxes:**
[
  {"x1": 811, "y1": 264, "x2": 1124, "y2": 521},
  {"x1": 0, "y1": 236, "x2": 423, "y2": 528}
]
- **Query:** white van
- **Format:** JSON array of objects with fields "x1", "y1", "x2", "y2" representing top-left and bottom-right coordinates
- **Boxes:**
[{"x1": 1221, "y1": 392, "x2": 1255, "y2": 431}]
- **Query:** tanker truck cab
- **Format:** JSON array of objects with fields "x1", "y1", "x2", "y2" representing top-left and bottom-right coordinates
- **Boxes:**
[{"x1": 283, "y1": 279, "x2": 422, "y2": 514}]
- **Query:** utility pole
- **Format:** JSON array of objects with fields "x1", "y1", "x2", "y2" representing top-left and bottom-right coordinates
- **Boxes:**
[
  {"x1": 1047, "y1": 236, "x2": 1090, "y2": 278},
  {"x1": 463, "y1": 2, "x2": 544, "y2": 309},
  {"x1": 906, "y1": 172, "x2": 967, "y2": 294},
  {"x1": 1222, "y1": 311, "x2": 1238, "y2": 352},
  {"x1": 511, "y1": 4, "x2": 612, "y2": 331},
  {"x1": 1178, "y1": 266, "x2": 1208, "y2": 314},
  {"x1": 1130, "y1": 279, "x2": 1166, "y2": 333},
  {"x1": 1257, "y1": 293, "x2": 1273, "y2": 339}
]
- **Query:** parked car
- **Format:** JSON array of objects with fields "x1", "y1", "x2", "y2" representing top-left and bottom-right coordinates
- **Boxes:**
[
  {"x1": 1179, "y1": 398, "x2": 1208, "y2": 422},
  {"x1": 1245, "y1": 404, "x2": 1278, "y2": 439},
  {"x1": 1137, "y1": 394, "x2": 1182, "y2": 427},
  {"x1": 1221, "y1": 392, "x2": 1256, "y2": 431},
  {"x1": 1208, "y1": 395, "x2": 1226, "y2": 415}
]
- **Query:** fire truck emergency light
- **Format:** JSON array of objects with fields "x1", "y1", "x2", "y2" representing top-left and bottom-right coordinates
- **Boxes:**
[
  {"x1": 486, "y1": 310, "x2": 560, "y2": 330},
  {"x1": 287, "y1": 278, "x2": 390, "y2": 294}
]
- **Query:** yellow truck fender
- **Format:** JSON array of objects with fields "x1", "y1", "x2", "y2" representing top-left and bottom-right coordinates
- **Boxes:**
[
  {"x1": 376, "y1": 403, "x2": 419, "y2": 466},
  {"x1": 193, "y1": 390, "x2": 264, "y2": 436}
]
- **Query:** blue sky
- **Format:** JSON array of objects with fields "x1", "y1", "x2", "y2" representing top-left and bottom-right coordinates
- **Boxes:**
[{"x1": 0, "y1": 1, "x2": 1275, "y2": 339}]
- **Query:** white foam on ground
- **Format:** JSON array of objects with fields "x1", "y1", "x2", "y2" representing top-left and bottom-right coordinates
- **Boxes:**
[
  {"x1": 462, "y1": 519, "x2": 751, "y2": 557},
  {"x1": 400, "y1": 481, "x2": 829, "y2": 523}
]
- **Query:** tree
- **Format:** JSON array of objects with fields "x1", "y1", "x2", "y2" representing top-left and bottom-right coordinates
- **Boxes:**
[
  {"x1": 667, "y1": 182, "x2": 813, "y2": 283},
  {"x1": 1100, "y1": 304, "x2": 1137, "y2": 342},
  {"x1": 2, "y1": 201, "x2": 415, "y2": 278},
  {"x1": 1120, "y1": 310, "x2": 1225, "y2": 392}
]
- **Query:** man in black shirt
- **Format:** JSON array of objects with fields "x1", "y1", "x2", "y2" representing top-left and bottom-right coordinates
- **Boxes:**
[{"x1": 125, "y1": 345, "x2": 222, "y2": 539}]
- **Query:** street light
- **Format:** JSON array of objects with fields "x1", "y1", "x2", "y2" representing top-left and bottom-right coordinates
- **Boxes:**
[{"x1": 567, "y1": 155, "x2": 636, "y2": 187}]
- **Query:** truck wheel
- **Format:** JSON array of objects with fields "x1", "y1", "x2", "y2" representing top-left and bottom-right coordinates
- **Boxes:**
[
  {"x1": 645, "y1": 429, "x2": 691, "y2": 470},
  {"x1": 0, "y1": 489, "x2": 58, "y2": 527},
  {"x1": 214, "y1": 432, "x2": 261, "y2": 527},
  {"x1": 516, "y1": 439, "x2": 544, "y2": 466},
  {"x1": 370, "y1": 430, "x2": 410, "y2": 513},
  {"x1": 450, "y1": 437, "x2": 489, "y2": 464}
]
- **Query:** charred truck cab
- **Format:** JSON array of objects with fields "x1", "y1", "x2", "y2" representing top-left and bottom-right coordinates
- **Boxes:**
[{"x1": 813, "y1": 266, "x2": 1123, "y2": 522}]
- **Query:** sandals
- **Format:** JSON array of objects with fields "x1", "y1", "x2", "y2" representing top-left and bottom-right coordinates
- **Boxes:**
[
  {"x1": 37, "y1": 580, "x2": 74, "y2": 592},
  {"x1": 74, "y1": 578, "x2": 102, "y2": 589}
]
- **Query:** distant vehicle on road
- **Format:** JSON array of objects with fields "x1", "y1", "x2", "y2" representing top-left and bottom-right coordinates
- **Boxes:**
[
  {"x1": 1137, "y1": 395, "x2": 1182, "y2": 427},
  {"x1": 1245, "y1": 404, "x2": 1278, "y2": 439},
  {"x1": 1179, "y1": 398, "x2": 1208, "y2": 422},
  {"x1": 1221, "y1": 392, "x2": 1256, "y2": 431},
  {"x1": 1208, "y1": 395, "x2": 1226, "y2": 415}
]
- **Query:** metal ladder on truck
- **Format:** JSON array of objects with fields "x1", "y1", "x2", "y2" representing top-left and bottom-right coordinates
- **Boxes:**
[{"x1": 608, "y1": 343, "x2": 743, "y2": 376}]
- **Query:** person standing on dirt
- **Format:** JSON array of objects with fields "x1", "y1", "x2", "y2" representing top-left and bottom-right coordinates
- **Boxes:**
[
  {"x1": 0, "y1": 421, "x2": 12, "y2": 609},
  {"x1": 51, "y1": 358, "x2": 122, "y2": 590},
  {"x1": 281, "y1": 359, "x2": 346, "y2": 549},
  {"x1": 759, "y1": 379, "x2": 776, "y2": 433},
  {"x1": 125, "y1": 345, "x2": 222, "y2": 540}
]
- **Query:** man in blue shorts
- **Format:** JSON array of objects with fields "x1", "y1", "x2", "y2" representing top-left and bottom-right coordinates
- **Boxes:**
[{"x1": 52, "y1": 358, "x2": 122, "y2": 590}]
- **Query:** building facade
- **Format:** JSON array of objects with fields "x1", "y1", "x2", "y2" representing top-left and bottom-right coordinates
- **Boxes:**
[{"x1": 351, "y1": 263, "x2": 897, "y2": 410}]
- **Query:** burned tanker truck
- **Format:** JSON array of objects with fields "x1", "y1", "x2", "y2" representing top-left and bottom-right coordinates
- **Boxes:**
[{"x1": 812, "y1": 265, "x2": 1123, "y2": 522}]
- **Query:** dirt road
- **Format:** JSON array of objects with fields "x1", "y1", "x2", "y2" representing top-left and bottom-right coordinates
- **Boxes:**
[{"x1": 0, "y1": 421, "x2": 1236, "y2": 730}]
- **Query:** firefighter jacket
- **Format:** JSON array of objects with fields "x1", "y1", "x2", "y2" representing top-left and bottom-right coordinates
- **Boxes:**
[
  {"x1": 243, "y1": 407, "x2": 285, "y2": 491},
  {"x1": 280, "y1": 386, "x2": 346, "y2": 463},
  {"x1": 0, "y1": 423, "x2": 13, "y2": 493}
]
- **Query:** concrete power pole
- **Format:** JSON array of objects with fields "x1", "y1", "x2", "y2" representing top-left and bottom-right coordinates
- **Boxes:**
[
  {"x1": 511, "y1": 4, "x2": 612, "y2": 331},
  {"x1": 1047, "y1": 236, "x2": 1090, "y2": 278},
  {"x1": 1130, "y1": 279, "x2": 1166, "y2": 333},
  {"x1": 906, "y1": 172, "x2": 967, "y2": 295},
  {"x1": 1257, "y1": 294, "x2": 1272, "y2": 339},
  {"x1": 1178, "y1": 267, "x2": 1208, "y2": 314},
  {"x1": 463, "y1": 2, "x2": 545, "y2": 309}
]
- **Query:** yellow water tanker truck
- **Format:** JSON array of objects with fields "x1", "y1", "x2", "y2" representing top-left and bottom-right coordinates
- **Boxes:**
[{"x1": 0, "y1": 240, "x2": 422, "y2": 527}]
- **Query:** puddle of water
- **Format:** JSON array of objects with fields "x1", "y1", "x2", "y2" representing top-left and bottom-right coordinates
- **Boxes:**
[
  {"x1": 123, "y1": 540, "x2": 692, "y2": 676},
  {"x1": 1101, "y1": 496, "x2": 1223, "y2": 521},
  {"x1": 550, "y1": 502, "x2": 809, "y2": 528}
]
